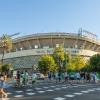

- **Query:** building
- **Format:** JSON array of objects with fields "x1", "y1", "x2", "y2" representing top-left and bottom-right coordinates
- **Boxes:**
[{"x1": 0, "y1": 32, "x2": 100, "y2": 71}]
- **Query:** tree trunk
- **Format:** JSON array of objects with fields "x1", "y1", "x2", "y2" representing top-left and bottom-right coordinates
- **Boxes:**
[{"x1": 1, "y1": 47, "x2": 5, "y2": 66}]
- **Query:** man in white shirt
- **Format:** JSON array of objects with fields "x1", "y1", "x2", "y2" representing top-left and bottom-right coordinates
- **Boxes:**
[{"x1": 32, "y1": 72, "x2": 37, "y2": 86}]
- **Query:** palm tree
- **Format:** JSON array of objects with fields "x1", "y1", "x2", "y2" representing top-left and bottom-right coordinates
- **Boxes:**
[{"x1": 0, "y1": 34, "x2": 12, "y2": 65}]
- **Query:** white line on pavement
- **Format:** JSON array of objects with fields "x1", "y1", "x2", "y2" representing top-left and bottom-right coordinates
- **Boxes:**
[{"x1": 54, "y1": 97, "x2": 66, "y2": 100}]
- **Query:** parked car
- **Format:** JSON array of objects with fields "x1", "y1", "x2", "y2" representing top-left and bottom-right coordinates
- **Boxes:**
[{"x1": 36, "y1": 73, "x2": 45, "y2": 80}]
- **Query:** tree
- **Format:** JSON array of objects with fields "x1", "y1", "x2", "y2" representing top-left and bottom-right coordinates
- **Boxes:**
[
  {"x1": 63, "y1": 53, "x2": 71, "y2": 72},
  {"x1": 53, "y1": 45, "x2": 65, "y2": 72},
  {"x1": 67, "y1": 55, "x2": 86, "y2": 71},
  {"x1": 38, "y1": 55, "x2": 56, "y2": 75},
  {"x1": 89, "y1": 54, "x2": 100, "y2": 72},
  {"x1": 1, "y1": 64, "x2": 12, "y2": 72},
  {"x1": 0, "y1": 34, "x2": 12, "y2": 65}
]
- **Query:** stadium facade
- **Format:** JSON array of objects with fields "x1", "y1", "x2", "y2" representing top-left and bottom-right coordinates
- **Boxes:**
[{"x1": 0, "y1": 32, "x2": 100, "y2": 71}]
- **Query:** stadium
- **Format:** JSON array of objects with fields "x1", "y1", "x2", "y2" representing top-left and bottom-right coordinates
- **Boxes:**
[{"x1": 0, "y1": 29, "x2": 100, "y2": 71}]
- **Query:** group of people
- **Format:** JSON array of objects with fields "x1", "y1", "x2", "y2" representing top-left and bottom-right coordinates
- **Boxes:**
[
  {"x1": 15, "y1": 70, "x2": 37, "y2": 87},
  {"x1": 13, "y1": 70, "x2": 99, "y2": 87},
  {"x1": 48, "y1": 71, "x2": 98, "y2": 84}
]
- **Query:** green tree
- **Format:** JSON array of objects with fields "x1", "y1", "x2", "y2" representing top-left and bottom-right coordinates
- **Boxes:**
[
  {"x1": 38, "y1": 55, "x2": 56, "y2": 75},
  {"x1": 89, "y1": 54, "x2": 100, "y2": 72},
  {"x1": 67, "y1": 55, "x2": 86, "y2": 71},
  {"x1": 0, "y1": 34, "x2": 12, "y2": 65},
  {"x1": 63, "y1": 53, "x2": 71, "y2": 72},
  {"x1": 1, "y1": 64, "x2": 12, "y2": 72},
  {"x1": 53, "y1": 45, "x2": 65, "y2": 72}
]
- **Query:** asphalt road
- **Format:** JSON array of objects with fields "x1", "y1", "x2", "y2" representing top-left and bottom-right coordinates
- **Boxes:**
[{"x1": 4, "y1": 81, "x2": 100, "y2": 100}]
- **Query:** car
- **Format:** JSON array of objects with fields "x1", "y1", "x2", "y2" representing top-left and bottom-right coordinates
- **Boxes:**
[{"x1": 36, "y1": 73, "x2": 45, "y2": 80}]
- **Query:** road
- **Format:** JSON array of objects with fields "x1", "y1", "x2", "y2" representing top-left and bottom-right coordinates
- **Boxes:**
[{"x1": 5, "y1": 80, "x2": 100, "y2": 100}]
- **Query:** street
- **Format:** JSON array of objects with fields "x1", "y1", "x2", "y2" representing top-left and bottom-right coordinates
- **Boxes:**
[{"x1": 5, "y1": 80, "x2": 100, "y2": 100}]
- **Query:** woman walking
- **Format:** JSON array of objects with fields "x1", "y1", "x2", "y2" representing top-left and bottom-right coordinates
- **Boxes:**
[{"x1": 0, "y1": 72, "x2": 7, "y2": 98}]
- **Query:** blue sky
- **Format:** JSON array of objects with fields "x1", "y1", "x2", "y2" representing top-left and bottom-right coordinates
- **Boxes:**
[{"x1": 0, "y1": 0, "x2": 100, "y2": 38}]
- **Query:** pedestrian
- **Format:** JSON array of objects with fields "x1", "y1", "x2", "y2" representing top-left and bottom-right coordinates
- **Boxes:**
[
  {"x1": 55, "y1": 72, "x2": 58, "y2": 83},
  {"x1": 76, "y1": 71, "x2": 80, "y2": 84},
  {"x1": 58, "y1": 72, "x2": 61, "y2": 82},
  {"x1": 93, "y1": 72, "x2": 96, "y2": 83},
  {"x1": 32, "y1": 72, "x2": 37, "y2": 87},
  {"x1": 16, "y1": 71, "x2": 20, "y2": 87},
  {"x1": 20, "y1": 71, "x2": 24, "y2": 86},
  {"x1": 64, "y1": 71, "x2": 68, "y2": 83},
  {"x1": 0, "y1": 72, "x2": 7, "y2": 98},
  {"x1": 23, "y1": 70, "x2": 29, "y2": 86},
  {"x1": 48, "y1": 71, "x2": 52, "y2": 80}
]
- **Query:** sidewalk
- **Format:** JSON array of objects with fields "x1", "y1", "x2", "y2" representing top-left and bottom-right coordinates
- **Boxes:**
[{"x1": 6, "y1": 77, "x2": 100, "y2": 88}]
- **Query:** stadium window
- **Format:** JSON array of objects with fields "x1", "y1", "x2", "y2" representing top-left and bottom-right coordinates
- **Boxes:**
[{"x1": 56, "y1": 44, "x2": 59, "y2": 47}]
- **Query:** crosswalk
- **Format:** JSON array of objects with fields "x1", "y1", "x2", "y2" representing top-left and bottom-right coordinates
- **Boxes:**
[
  {"x1": 54, "y1": 87, "x2": 100, "y2": 100},
  {"x1": 5, "y1": 83, "x2": 100, "y2": 99}
]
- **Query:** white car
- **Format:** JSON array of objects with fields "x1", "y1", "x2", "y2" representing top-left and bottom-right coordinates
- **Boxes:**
[{"x1": 36, "y1": 73, "x2": 45, "y2": 80}]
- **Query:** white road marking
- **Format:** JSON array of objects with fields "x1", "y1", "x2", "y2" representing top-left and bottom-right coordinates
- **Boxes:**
[
  {"x1": 81, "y1": 91, "x2": 89, "y2": 93},
  {"x1": 38, "y1": 91, "x2": 45, "y2": 93},
  {"x1": 74, "y1": 93, "x2": 83, "y2": 95},
  {"x1": 26, "y1": 89, "x2": 33, "y2": 91},
  {"x1": 65, "y1": 94, "x2": 75, "y2": 97},
  {"x1": 14, "y1": 95, "x2": 24, "y2": 97},
  {"x1": 87, "y1": 89, "x2": 95, "y2": 92},
  {"x1": 26, "y1": 92, "x2": 36, "y2": 95},
  {"x1": 7, "y1": 92, "x2": 12, "y2": 95},
  {"x1": 95, "y1": 88, "x2": 100, "y2": 91},
  {"x1": 46, "y1": 89, "x2": 54, "y2": 92},
  {"x1": 54, "y1": 97, "x2": 66, "y2": 100},
  {"x1": 15, "y1": 91, "x2": 23, "y2": 93}
]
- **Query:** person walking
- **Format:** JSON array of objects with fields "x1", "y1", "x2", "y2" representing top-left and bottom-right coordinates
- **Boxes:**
[
  {"x1": 20, "y1": 71, "x2": 24, "y2": 87},
  {"x1": 48, "y1": 71, "x2": 52, "y2": 81},
  {"x1": 16, "y1": 71, "x2": 21, "y2": 87},
  {"x1": 0, "y1": 72, "x2": 7, "y2": 98},
  {"x1": 64, "y1": 71, "x2": 68, "y2": 83},
  {"x1": 55, "y1": 72, "x2": 58, "y2": 83},
  {"x1": 32, "y1": 72, "x2": 37, "y2": 87},
  {"x1": 23, "y1": 70, "x2": 29, "y2": 86}
]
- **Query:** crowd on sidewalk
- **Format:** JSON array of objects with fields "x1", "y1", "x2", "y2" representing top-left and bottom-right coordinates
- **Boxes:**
[
  {"x1": 47, "y1": 71, "x2": 100, "y2": 84},
  {"x1": 7, "y1": 70, "x2": 100, "y2": 89}
]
